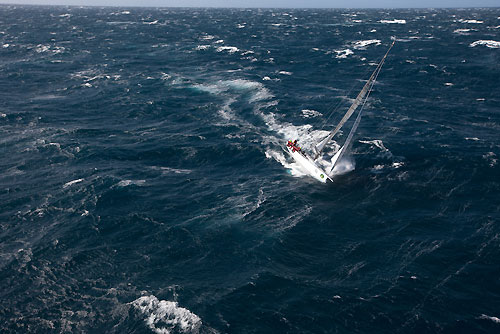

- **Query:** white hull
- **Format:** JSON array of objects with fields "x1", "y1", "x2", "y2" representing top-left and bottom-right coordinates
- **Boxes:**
[{"x1": 285, "y1": 146, "x2": 332, "y2": 183}]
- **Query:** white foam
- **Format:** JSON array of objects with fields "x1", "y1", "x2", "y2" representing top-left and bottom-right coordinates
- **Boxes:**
[
  {"x1": 152, "y1": 166, "x2": 192, "y2": 174},
  {"x1": 379, "y1": 19, "x2": 406, "y2": 24},
  {"x1": 470, "y1": 40, "x2": 500, "y2": 48},
  {"x1": 444, "y1": 82, "x2": 454, "y2": 86},
  {"x1": 117, "y1": 180, "x2": 146, "y2": 187},
  {"x1": 465, "y1": 137, "x2": 480, "y2": 141},
  {"x1": 301, "y1": 109, "x2": 322, "y2": 118},
  {"x1": 479, "y1": 314, "x2": 500, "y2": 323},
  {"x1": 216, "y1": 46, "x2": 239, "y2": 53},
  {"x1": 334, "y1": 49, "x2": 354, "y2": 58},
  {"x1": 331, "y1": 157, "x2": 355, "y2": 176},
  {"x1": 265, "y1": 148, "x2": 308, "y2": 178},
  {"x1": 195, "y1": 45, "x2": 210, "y2": 50},
  {"x1": 262, "y1": 76, "x2": 271, "y2": 81},
  {"x1": 131, "y1": 295, "x2": 202, "y2": 334},
  {"x1": 359, "y1": 139, "x2": 389, "y2": 151},
  {"x1": 201, "y1": 35, "x2": 214, "y2": 40},
  {"x1": 217, "y1": 98, "x2": 236, "y2": 121},
  {"x1": 192, "y1": 79, "x2": 271, "y2": 103},
  {"x1": 278, "y1": 70, "x2": 292, "y2": 76},
  {"x1": 453, "y1": 28, "x2": 473, "y2": 34},
  {"x1": 483, "y1": 152, "x2": 497, "y2": 167},
  {"x1": 63, "y1": 178, "x2": 84, "y2": 188},
  {"x1": 459, "y1": 19, "x2": 483, "y2": 24},
  {"x1": 392, "y1": 162, "x2": 404, "y2": 168},
  {"x1": 144, "y1": 20, "x2": 159, "y2": 25},
  {"x1": 352, "y1": 40, "x2": 381, "y2": 49}
]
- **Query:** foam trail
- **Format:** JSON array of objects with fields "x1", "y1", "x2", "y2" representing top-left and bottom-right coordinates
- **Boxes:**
[{"x1": 265, "y1": 148, "x2": 308, "y2": 177}]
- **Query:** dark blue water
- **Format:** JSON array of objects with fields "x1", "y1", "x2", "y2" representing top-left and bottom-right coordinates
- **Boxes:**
[{"x1": 1, "y1": 5, "x2": 500, "y2": 333}]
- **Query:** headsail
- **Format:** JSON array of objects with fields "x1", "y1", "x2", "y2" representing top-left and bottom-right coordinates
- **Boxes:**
[{"x1": 314, "y1": 41, "x2": 395, "y2": 160}]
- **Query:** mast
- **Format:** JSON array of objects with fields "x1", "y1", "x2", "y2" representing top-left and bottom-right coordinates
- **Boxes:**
[{"x1": 314, "y1": 40, "x2": 395, "y2": 160}]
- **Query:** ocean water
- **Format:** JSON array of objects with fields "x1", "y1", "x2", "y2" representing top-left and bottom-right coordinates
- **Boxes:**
[{"x1": 1, "y1": 5, "x2": 500, "y2": 333}]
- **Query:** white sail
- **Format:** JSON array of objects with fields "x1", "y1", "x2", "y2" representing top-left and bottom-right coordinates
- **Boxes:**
[
  {"x1": 327, "y1": 97, "x2": 364, "y2": 174},
  {"x1": 314, "y1": 41, "x2": 394, "y2": 160},
  {"x1": 284, "y1": 40, "x2": 394, "y2": 183}
]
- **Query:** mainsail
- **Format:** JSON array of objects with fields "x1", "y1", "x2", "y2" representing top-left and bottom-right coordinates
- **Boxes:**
[{"x1": 314, "y1": 41, "x2": 395, "y2": 160}]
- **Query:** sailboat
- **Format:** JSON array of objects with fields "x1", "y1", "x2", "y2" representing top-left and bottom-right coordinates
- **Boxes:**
[{"x1": 285, "y1": 41, "x2": 395, "y2": 183}]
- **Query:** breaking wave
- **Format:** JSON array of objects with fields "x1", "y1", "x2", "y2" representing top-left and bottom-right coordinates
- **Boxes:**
[{"x1": 131, "y1": 295, "x2": 202, "y2": 334}]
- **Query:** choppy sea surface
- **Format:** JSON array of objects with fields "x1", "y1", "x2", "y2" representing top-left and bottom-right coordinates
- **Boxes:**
[{"x1": 1, "y1": 5, "x2": 500, "y2": 333}]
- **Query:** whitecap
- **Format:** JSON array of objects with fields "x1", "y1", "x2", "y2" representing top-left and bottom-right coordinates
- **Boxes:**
[
  {"x1": 216, "y1": 46, "x2": 239, "y2": 53},
  {"x1": 379, "y1": 19, "x2": 406, "y2": 24},
  {"x1": 479, "y1": 314, "x2": 500, "y2": 323},
  {"x1": 359, "y1": 139, "x2": 389, "y2": 151},
  {"x1": 334, "y1": 49, "x2": 354, "y2": 58},
  {"x1": 352, "y1": 40, "x2": 381, "y2": 50},
  {"x1": 131, "y1": 295, "x2": 202, "y2": 334},
  {"x1": 459, "y1": 19, "x2": 483, "y2": 24},
  {"x1": 453, "y1": 28, "x2": 473, "y2": 34},
  {"x1": 278, "y1": 70, "x2": 292, "y2": 75},
  {"x1": 35, "y1": 44, "x2": 51, "y2": 53},
  {"x1": 63, "y1": 178, "x2": 84, "y2": 188},
  {"x1": 117, "y1": 180, "x2": 146, "y2": 187},
  {"x1": 470, "y1": 40, "x2": 500, "y2": 48},
  {"x1": 195, "y1": 45, "x2": 210, "y2": 50},
  {"x1": 483, "y1": 152, "x2": 497, "y2": 167},
  {"x1": 301, "y1": 109, "x2": 322, "y2": 118}
]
